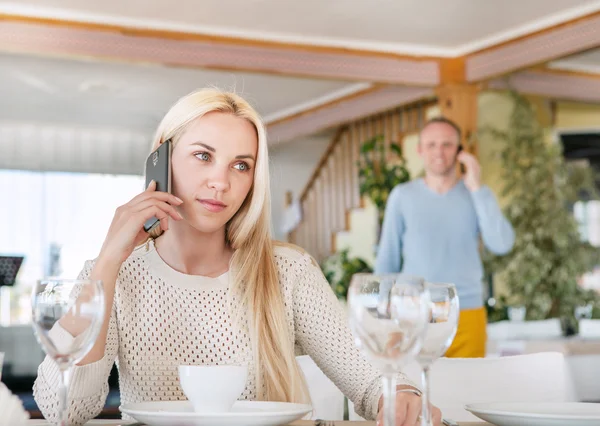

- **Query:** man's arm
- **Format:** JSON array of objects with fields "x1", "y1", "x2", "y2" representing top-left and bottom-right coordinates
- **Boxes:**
[
  {"x1": 375, "y1": 187, "x2": 405, "y2": 273},
  {"x1": 458, "y1": 151, "x2": 515, "y2": 255},
  {"x1": 471, "y1": 186, "x2": 515, "y2": 254}
]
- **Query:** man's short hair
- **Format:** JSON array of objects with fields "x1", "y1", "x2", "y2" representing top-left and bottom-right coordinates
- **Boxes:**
[{"x1": 420, "y1": 117, "x2": 462, "y2": 142}]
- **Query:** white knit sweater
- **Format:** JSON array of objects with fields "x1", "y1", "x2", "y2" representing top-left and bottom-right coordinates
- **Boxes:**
[{"x1": 33, "y1": 241, "x2": 413, "y2": 424}]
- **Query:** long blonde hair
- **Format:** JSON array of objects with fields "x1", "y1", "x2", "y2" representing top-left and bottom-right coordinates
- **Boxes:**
[{"x1": 148, "y1": 88, "x2": 308, "y2": 403}]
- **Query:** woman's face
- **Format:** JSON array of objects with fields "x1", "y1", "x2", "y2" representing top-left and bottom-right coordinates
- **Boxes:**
[{"x1": 170, "y1": 111, "x2": 258, "y2": 234}]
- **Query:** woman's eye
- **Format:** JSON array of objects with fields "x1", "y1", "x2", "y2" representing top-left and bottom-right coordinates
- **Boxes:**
[
  {"x1": 196, "y1": 152, "x2": 210, "y2": 161},
  {"x1": 234, "y1": 162, "x2": 249, "y2": 171}
]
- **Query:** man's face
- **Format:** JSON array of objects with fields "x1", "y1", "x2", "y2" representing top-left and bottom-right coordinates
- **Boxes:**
[{"x1": 418, "y1": 122, "x2": 461, "y2": 177}]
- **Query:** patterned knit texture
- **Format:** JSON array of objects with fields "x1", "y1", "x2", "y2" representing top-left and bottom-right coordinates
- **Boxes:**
[{"x1": 33, "y1": 241, "x2": 413, "y2": 425}]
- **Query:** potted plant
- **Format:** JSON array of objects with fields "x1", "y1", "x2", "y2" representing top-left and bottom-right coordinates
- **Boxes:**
[
  {"x1": 482, "y1": 92, "x2": 599, "y2": 334},
  {"x1": 321, "y1": 249, "x2": 373, "y2": 301}
]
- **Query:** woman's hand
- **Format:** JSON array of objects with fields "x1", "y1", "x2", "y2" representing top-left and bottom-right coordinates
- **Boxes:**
[
  {"x1": 98, "y1": 180, "x2": 183, "y2": 267},
  {"x1": 377, "y1": 386, "x2": 442, "y2": 426}
]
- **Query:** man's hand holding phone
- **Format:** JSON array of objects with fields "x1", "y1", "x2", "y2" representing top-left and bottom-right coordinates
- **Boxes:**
[{"x1": 457, "y1": 150, "x2": 482, "y2": 192}]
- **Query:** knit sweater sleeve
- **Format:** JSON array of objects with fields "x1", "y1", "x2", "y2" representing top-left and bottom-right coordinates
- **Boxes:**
[
  {"x1": 289, "y1": 249, "x2": 419, "y2": 420},
  {"x1": 32, "y1": 260, "x2": 120, "y2": 426}
]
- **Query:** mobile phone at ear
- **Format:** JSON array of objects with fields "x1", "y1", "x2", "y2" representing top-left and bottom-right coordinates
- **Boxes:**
[
  {"x1": 457, "y1": 144, "x2": 465, "y2": 173},
  {"x1": 143, "y1": 139, "x2": 172, "y2": 233}
]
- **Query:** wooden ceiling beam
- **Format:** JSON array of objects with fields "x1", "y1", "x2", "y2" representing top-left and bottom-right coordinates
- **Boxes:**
[
  {"x1": 3, "y1": 9, "x2": 600, "y2": 145},
  {"x1": 536, "y1": 66, "x2": 600, "y2": 81},
  {"x1": 0, "y1": 13, "x2": 441, "y2": 86},
  {"x1": 466, "y1": 11, "x2": 600, "y2": 82},
  {"x1": 488, "y1": 69, "x2": 600, "y2": 103},
  {"x1": 267, "y1": 85, "x2": 434, "y2": 144}
]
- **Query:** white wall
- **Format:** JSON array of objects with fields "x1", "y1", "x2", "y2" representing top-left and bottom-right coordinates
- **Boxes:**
[{"x1": 269, "y1": 132, "x2": 332, "y2": 241}]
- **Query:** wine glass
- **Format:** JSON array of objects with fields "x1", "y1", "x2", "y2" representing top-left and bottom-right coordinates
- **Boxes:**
[
  {"x1": 31, "y1": 279, "x2": 105, "y2": 426},
  {"x1": 417, "y1": 282, "x2": 459, "y2": 426},
  {"x1": 347, "y1": 273, "x2": 430, "y2": 426}
]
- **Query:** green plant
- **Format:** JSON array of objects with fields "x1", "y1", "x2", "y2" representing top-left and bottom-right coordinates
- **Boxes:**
[
  {"x1": 321, "y1": 249, "x2": 373, "y2": 300},
  {"x1": 482, "y1": 92, "x2": 599, "y2": 331},
  {"x1": 358, "y1": 134, "x2": 410, "y2": 229}
]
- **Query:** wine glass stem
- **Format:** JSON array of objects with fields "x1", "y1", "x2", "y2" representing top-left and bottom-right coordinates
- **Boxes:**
[
  {"x1": 382, "y1": 373, "x2": 396, "y2": 426},
  {"x1": 58, "y1": 365, "x2": 72, "y2": 426},
  {"x1": 421, "y1": 365, "x2": 432, "y2": 426}
]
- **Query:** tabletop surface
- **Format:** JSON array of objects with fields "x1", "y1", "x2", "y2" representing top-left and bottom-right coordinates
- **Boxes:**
[{"x1": 24, "y1": 420, "x2": 491, "y2": 425}]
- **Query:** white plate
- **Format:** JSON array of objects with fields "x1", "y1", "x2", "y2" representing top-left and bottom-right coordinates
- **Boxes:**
[
  {"x1": 26, "y1": 421, "x2": 134, "y2": 425},
  {"x1": 120, "y1": 400, "x2": 312, "y2": 426},
  {"x1": 465, "y1": 402, "x2": 600, "y2": 426}
]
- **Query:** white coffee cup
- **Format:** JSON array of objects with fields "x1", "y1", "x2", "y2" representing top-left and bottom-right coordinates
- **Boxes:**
[{"x1": 178, "y1": 364, "x2": 248, "y2": 413}]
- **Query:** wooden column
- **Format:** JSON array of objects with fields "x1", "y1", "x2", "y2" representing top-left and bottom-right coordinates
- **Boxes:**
[{"x1": 437, "y1": 59, "x2": 480, "y2": 157}]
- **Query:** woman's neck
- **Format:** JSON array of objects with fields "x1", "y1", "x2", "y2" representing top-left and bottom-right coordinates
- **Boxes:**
[{"x1": 154, "y1": 221, "x2": 232, "y2": 278}]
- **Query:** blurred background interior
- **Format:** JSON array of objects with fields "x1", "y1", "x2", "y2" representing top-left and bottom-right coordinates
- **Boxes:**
[{"x1": 2, "y1": 0, "x2": 600, "y2": 419}]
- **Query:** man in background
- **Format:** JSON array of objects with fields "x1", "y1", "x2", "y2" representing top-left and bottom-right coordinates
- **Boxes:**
[{"x1": 375, "y1": 117, "x2": 515, "y2": 357}]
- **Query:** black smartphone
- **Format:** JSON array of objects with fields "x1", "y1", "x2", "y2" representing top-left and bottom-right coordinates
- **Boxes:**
[
  {"x1": 143, "y1": 139, "x2": 172, "y2": 233},
  {"x1": 457, "y1": 144, "x2": 465, "y2": 173}
]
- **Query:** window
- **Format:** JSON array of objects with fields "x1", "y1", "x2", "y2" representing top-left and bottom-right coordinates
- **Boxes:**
[{"x1": 0, "y1": 170, "x2": 144, "y2": 287}]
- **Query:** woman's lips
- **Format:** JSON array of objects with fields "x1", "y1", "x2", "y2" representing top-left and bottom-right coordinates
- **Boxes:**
[{"x1": 198, "y1": 199, "x2": 226, "y2": 213}]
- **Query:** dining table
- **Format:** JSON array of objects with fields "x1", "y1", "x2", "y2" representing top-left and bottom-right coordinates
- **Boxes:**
[{"x1": 23, "y1": 420, "x2": 492, "y2": 425}]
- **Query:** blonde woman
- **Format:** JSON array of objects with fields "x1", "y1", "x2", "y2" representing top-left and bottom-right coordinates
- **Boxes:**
[{"x1": 33, "y1": 88, "x2": 442, "y2": 426}]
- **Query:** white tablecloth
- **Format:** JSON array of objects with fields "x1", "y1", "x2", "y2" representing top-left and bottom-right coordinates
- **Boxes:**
[{"x1": 487, "y1": 321, "x2": 600, "y2": 402}]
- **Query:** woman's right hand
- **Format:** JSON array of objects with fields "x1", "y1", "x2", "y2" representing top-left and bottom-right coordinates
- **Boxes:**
[{"x1": 98, "y1": 180, "x2": 184, "y2": 266}]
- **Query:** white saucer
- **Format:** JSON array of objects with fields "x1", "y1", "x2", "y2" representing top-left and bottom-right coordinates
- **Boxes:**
[
  {"x1": 465, "y1": 402, "x2": 600, "y2": 426},
  {"x1": 120, "y1": 400, "x2": 313, "y2": 426}
]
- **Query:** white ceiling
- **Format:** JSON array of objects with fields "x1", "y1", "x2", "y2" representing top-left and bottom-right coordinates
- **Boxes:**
[
  {"x1": 0, "y1": 0, "x2": 599, "y2": 172},
  {"x1": 549, "y1": 48, "x2": 600, "y2": 73},
  {"x1": 2, "y1": 0, "x2": 599, "y2": 55},
  {"x1": 0, "y1": 52, "x2": 357, "y2": 135}
]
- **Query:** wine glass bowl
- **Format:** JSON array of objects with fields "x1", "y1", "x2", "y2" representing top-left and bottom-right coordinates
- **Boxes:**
[
  {"x1": 347, "y1": 273, "x2": 430, "y2": 426},
  {"x1": 418, "y1": 282, "x2": 459, "y2": 426},
  {"x1": 31, "y1": 279, "x2": 104, "y2": 426},
  {"x1": 418, "y1": 283, "x2": 459, "y2": 364}
]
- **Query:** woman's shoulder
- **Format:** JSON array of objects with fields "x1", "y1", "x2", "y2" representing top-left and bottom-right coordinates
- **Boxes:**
[
  {"x1": 272, "y1": 241, "x2": 320, "y2": 275},
  {"x1": 271, "y1": 242, "x2": 334, "y2": 303},
  {"x1": 273, "y1": 241, "x2": 315, "y2": 263}
]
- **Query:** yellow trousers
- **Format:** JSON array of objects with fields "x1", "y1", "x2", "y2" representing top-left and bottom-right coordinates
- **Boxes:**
[{"x1": 444, "y1": 307, "x2": 487, "y2": 358}]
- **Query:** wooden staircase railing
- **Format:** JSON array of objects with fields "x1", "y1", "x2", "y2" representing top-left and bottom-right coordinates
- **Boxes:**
[{"x1": 287, "y1": 99, "x2": 436, "y2": 263}]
